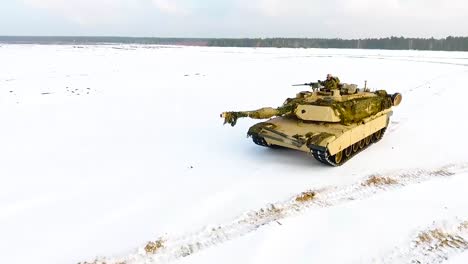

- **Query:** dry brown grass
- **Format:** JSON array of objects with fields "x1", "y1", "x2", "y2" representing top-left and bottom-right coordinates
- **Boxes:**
[
  {"x1": 144, "y1": 238, "x2": 165, "y2": 254},
  {"x1": 429, "y1": 169, "x2": 455, "y2": 177},
  {"x1": 79, "y1": 259, "x2": 126, "y2": 264},
  {"x1": 416, "y1": 228, "x2": 468, "y2": 249},
  {"x1": 459, "y1": 221, "x2": 468, "y2": 231},
  {"x1": 295, "y1": 191, "x2": 316, "y2": 203},
  {"x1": 255, "y1": 204, "x2": 283, "y2": 218},
  {"x1": 417, "y1": 231, "x2": 433, "y2": 244},
  {"x1": 362, "y1": 175, "x2": 398, "y2": 187}
]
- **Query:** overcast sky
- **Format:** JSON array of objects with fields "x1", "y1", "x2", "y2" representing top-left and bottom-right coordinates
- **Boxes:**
[{"x1": 1, "y1": 0, "x2": 467, "y2": 38}]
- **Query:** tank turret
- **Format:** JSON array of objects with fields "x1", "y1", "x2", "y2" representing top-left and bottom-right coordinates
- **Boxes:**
[{"x1": 221, "y1": 81, "x2": 402, "y2": 166}]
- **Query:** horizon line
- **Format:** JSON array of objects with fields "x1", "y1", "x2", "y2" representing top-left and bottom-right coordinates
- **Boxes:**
[{"x1": 1, "y1": 35, "x2": 467, "y2": 40}]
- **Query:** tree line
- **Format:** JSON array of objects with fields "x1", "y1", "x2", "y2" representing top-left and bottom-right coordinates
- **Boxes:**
[
  {"x1": 1, "y1": 36, "x2": 468, "y2": 51},
  {"x1": 207, "y1": 36, "x2": 468, "y2": 51}
]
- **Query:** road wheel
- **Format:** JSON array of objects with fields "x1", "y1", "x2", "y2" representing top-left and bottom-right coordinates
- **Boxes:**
[
  {"x1": 359, "y1": 139, "x2": 366, "y2": 149},
  {"x1": 332, "y1": 151, "x2": 343, "y2": 165},
  {"x1": 344, "y1": 146, "x2": 353, "y2": 157},
  {"x1": 352, "y1": 142, "x2": 359, "y2": 152},
  {"x1": 372, "y1": 129, "x2": 383, "y2": 143},
  {"x1": 365, "y1": 136, "x2": 372, "y2": 146}
]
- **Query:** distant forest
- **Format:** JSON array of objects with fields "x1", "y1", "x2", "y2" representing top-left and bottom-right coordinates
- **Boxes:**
[{"x1": 1, "y1": 36, "x2": 468, "y2": 51}]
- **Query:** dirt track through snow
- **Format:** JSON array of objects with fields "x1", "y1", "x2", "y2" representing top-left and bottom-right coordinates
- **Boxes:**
[
  {"x1": 82, "y1": 163, "x2": 468, "y2": 264},
  {"x1": 377, "y1": 219, "x2": 468, "y2": 264}
]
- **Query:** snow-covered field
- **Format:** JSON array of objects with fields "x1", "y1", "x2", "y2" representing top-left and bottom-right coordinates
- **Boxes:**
[{"x1": 0, "y1": 44, "x2": 467, "y2": 264}]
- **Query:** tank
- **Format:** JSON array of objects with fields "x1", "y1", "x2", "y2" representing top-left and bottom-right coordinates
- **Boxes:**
[{"x1": 221, "y1": 82, "x2": 402, "y2": 166}]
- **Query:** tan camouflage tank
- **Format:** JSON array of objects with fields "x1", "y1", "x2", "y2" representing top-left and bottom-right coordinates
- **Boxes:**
[{"x1": 221, "y1": 81, "x2": 402, "y2": 166}]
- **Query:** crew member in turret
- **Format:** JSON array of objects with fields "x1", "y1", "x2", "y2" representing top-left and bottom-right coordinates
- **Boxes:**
[{"x1": 319, "y1": 74, "x2": 340, "y2": 90}]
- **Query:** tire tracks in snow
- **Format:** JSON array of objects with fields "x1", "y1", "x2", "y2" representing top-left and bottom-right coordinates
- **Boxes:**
[
  {"x1": 374, "y1": 218, "x2": 468, "y2": 264},
  {"x1": 81, "y1": 163, "x2": 468, "y2": 264}
]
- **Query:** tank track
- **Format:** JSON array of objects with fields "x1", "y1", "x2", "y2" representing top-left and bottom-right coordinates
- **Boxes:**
[
  {"x1": 252, "y1": 135, "x2": 270, "y2": 147},
  {"x1": 252, "y1": 128, "x2": 386, "y2": 166},
  {"x1": 311, "y1": 127, "x2": 387, "y2": 167},
  {"x1": 251, "y1": 135, "x2": 283, "y2": 149}
]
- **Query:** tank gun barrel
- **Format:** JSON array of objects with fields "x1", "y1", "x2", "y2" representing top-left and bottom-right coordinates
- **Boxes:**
[{"x1": 221, "y1": 106, "x2": 291, "y2": 127}]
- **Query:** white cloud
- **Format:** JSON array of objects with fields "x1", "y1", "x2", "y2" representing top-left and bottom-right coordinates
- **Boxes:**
[
  {"x1": 253, "y1": 0, "x2": 467, "y2": 19},
  {"x1": 21, "y1": 0, "x2": 141, "y2": 25},
  {"x1": 151, "y1": 0, "x2": 189, "y2": 15},
  {"x1": 16, "y1": 0, "x2": 468, "y2": 37},
  {"x1": 255, "y1": 0, "x2": 325, "y2": 17},
  {"x1": 21, "y1": 0, "x2": 192, "y2": 25},
  {"x1": 244, "y1": 0, "x2": 468, "y2": 38}
]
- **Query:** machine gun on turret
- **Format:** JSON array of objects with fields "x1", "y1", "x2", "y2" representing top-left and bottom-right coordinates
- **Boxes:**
[{"x1": 292, "y1": 82, "x2": 321, "y2": 90}]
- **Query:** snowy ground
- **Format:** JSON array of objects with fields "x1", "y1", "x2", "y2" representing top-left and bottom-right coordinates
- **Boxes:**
[{"x1": 0, "y1": 44, "x2": 467, "y2": 264}]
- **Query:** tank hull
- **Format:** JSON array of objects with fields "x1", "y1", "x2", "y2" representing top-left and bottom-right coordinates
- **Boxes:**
[{"x1": 247, "y1": 109, "x2": 392, "y2": 166}]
